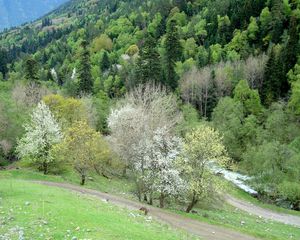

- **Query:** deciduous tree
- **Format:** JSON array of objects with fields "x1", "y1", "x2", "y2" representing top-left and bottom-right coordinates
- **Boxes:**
[
  {"x1": 53, "y1": 121, "x2": 111, "y2": 185},
  {"x1": 16, "y1": 102, "x2": 62, "y2": 174},
  {"x1": 179, "y1": 124, "x2": 229, "y2": 213}
]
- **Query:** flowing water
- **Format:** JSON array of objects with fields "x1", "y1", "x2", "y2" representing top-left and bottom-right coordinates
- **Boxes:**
[{"x1": 209, "y1": 163, "x2": 258, "y2": 195}]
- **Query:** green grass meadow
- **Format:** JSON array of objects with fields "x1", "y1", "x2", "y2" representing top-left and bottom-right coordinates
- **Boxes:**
[
  {"x1": 1, "y1": 169, "x2": 300, "y2": 240},
  {"x1": 0, "y1": 179, "x2": 196, "y2": 240}
]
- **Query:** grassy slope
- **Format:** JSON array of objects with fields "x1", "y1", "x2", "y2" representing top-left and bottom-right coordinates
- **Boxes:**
[
  {"x1": 176, "y1": 204, "x2": 299, "y2": 240},
  {"x1": 0, "y1": 179, "x2": 195, "y2": 240},
  {"x1": 225, "y1": 180, "x2": 300, "y2": 217},
  {"x1": 1, "y1": 169, "x2": 300, "y2": 240}
]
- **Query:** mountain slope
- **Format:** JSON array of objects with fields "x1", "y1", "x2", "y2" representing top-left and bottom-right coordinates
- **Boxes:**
[
  {"x1": 0, "y1": 0, "x2": 69, "y2": 31},
  {"x1": 0, "y1": 0, "x2": 300, "y2": 213}
]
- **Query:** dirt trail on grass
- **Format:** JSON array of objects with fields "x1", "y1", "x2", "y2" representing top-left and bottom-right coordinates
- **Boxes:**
[
  {"x1": 226, "y1": 195, "x2": 300, "y2": 227},
  {"x1": 31, "y1": 181, "x2": 258, "y2": 240}
]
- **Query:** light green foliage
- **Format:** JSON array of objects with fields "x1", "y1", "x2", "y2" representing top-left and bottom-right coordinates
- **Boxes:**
[
  {"x1": 126, "y1": 44, "x2": 139, "y2": 56},
  {"x1": 243, "y1": 141, "x2": 292, "y2": 179},
  {"x1": 105, "y1": 17, "x2": 134, "y2": 38},
  {"x1": 91, "y1": 34, "x2": 113, "y2": 53},
  {"x1": 176, "y1": 104, "x2": 201, "y2": 136},
  {"x1": 194, "y1": 19, "x2": 207, "y2": 41},
  {"x1": 233, "y1": 80, "x2": 262, "y2": 116},
  {"x1": 0, "y1": 82, "x2": 29, "y2": 163},
  {"x1": 247, "y1": 17, "x2": 259, "y2": 41},
  {"x1": 52, "y1": 121, "x2": 112, "y2": 185},
  {"x1": 93, "y1": 91, "x2": 111, "y2": 134},
  {"x1": 242, "y1": 141, "x2": 300, "y2": 208},
  {"x1": 262, "y1": 103, "x2": 300, "y2": 144},
  {"x1": 217, "y1": 15, "x2": 231, "y2": 44},
  {"x1": 43, "y1": 94, "x2": 87, "y2": 128},
  {"x1": 148, "y1": 13, "x2": 163, "y2": 38},
  {"x1": 209, "y1": 44, "x2": 223, "y2": 64},
  {"x1": 225, "y1": 30, "x2": 250, "y2": 59},
  {"x1": 217, "y1": 15, "x2": 231, "y2": 30},
  {"x1": 115, "y1": 33, "x2": 137, "y2": 51},
  {"x1": 179, "y1": 123, "x2": 229, "y2": 212},
  {"x1": 196, "y1": 46, "x2": 209, "y2": 67},
  {"x1": 182, "y1": 38, "x2": 198, "y2": 59},
  {"x1": 212, "y1": 97, "x2": 244, "y2": 160},
  {"x1": 175, "y1": 58, "x2": 196, "y2": 77},
  {"x1": 288, "y1": 66, "x2": 300, "y2": 116},
  {"x1": 170, "y1": 9, "x2": 188, "y2": 26},
  {"x1": 278, "y1": 181, "x2": 300, "y2": 207},
  {"x1": 241, "y1": 115, "x2": 260, "y2": 147}
]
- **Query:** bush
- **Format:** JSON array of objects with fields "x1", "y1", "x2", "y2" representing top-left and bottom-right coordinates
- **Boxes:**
[{"x1": 278, "y1": 181, "x2": 300, "y2": 210}]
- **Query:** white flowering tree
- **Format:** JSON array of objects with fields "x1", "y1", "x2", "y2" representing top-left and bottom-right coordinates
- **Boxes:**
[
  {"x1": 16, "y1": 101, "x2": 62, "y2": 174},
  {"x1": 108, "y1": 84, "x2": 183, "y2": 204},
  {"x1": 141, "y1": 127, "x2": 185, "y2": 208},
  {"x1": 179, "y1": 124, "x2": 229, "y2": 213},
  {"x1": 108, "y1": 104, "x2": 146, "y2": 175},
  {"x1": 108, "y1": 83, "x2": 181, "y2": 174}
]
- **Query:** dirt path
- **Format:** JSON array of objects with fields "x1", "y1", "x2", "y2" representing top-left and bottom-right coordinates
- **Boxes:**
[
  {"x1": 226, "y1": 195, "x2": 300, "y2": 227},
  {"x1": 32, "y1": 181, "x2": 258, "y2": 240}
]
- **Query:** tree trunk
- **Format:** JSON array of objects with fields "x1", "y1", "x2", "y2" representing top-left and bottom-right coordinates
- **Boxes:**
[
  {"x1": 122, "y1": 167, "x2": 127, "y2": 177},
  {"x1": 81, "y1": 175, "x2": 86, "y2": 185},
  {"x1": 186, "y1": 192, "x2": 198, "y2": 213},
  {"x1": 159, "y1": 193, "x2": 165, "y2": 208},
  {"x1": 43, "y1": 162, "x2": 48, "y2": 175},
  {"x1": 149, "y1": 193, "x2": 153, "y2": 205}
]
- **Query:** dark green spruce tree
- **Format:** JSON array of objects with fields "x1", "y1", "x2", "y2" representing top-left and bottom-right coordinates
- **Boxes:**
[
  {"x1": 78, "y1": 40, "x2": 93, "y2": 94},
  {"x1": 164, "y1": 19, "x2": 182, "y2": 90},
  {"x1": 24, "y1": 58, "x2": 39, "y2": 83},
  {"x1": 269, "y1": 0, "x2": 285, "y2": 44},
  {"x1": 261, "y1": 47, "x2": 282, "y2": 105},
  {"x1": 136, "y1": 33, "x2": 161, "y2": 85},
  {"x1": 276, "y1": 16, "x2": 299, "y2": 98},
  {"x1": 282, "y1": 16, "x2": 299, "y2": 77},
  {"x1": 100, "y1": 51, "x2": 111, "y2": 72},
  {"x1": 0, "y1": 49, "x2": 8, "y2": 78}
]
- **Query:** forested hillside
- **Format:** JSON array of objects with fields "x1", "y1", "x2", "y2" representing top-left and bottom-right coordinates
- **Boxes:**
[
  {"x1": 1, "y1": 0, "x2": 300, "y2": 211},
  {"x1": 0, "y1": 0, "x2": 68, "y2": 31}
]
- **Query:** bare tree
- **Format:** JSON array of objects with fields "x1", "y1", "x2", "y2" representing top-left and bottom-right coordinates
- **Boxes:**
[
  {"x1": 0, "y1": 103, "x2": 11, "y2": 158},
  {"x1": 180, "y1": 55, "x2": 267, "y2": 117},
  {"x1": 180, "y1": 66, "x2": 211, "y2": 117},
  {"x1": 12, "y1": 83, "x2": 51, "y2": 107},
  {"x1": 244, "y1": 54, "x2": 268, "y2": 90}
]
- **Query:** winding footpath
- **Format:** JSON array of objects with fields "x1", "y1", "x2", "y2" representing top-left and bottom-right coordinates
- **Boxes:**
[
  {"x1": 226, "y1": 195, "x2": 300, "y2": 227},
  {"x1": 32, "y1": 181, "x2": 256, "y2": 240},
  {"x1": 31, "y1": 181, "x2": 300, "y2": 240}
]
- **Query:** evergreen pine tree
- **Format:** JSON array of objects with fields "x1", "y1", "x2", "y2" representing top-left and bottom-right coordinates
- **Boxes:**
[
  {"x1": 164, "y1": 19, "x2": 182, "y2": 90},
  {"x1": 282, "y1": 16, "x2": 299, "y2": 76},
  {"x1": 261, "y1": 47, "x2": 282, "y2": 105},
  {"x1": 0, "y1": 49, "x2": 8, "y2": 78},
  {"x1": 100, "y1": 51, "x2": 111, "y2": 72},
  {"x1": 24, "y1": 58, "x2": 39, "y2": 83},
  {"x1": 136, "y1": 33, "x2": 161, "y2": 85},
  {"x1": 78, "y1": 40, "x2": 93, "y2": 94},
  {"x1": 174, "y1": 0, "x2": 187, "y2": 12},
  {"x1": 269, "y1": 0, "x2": 285, "y2": 44}
]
